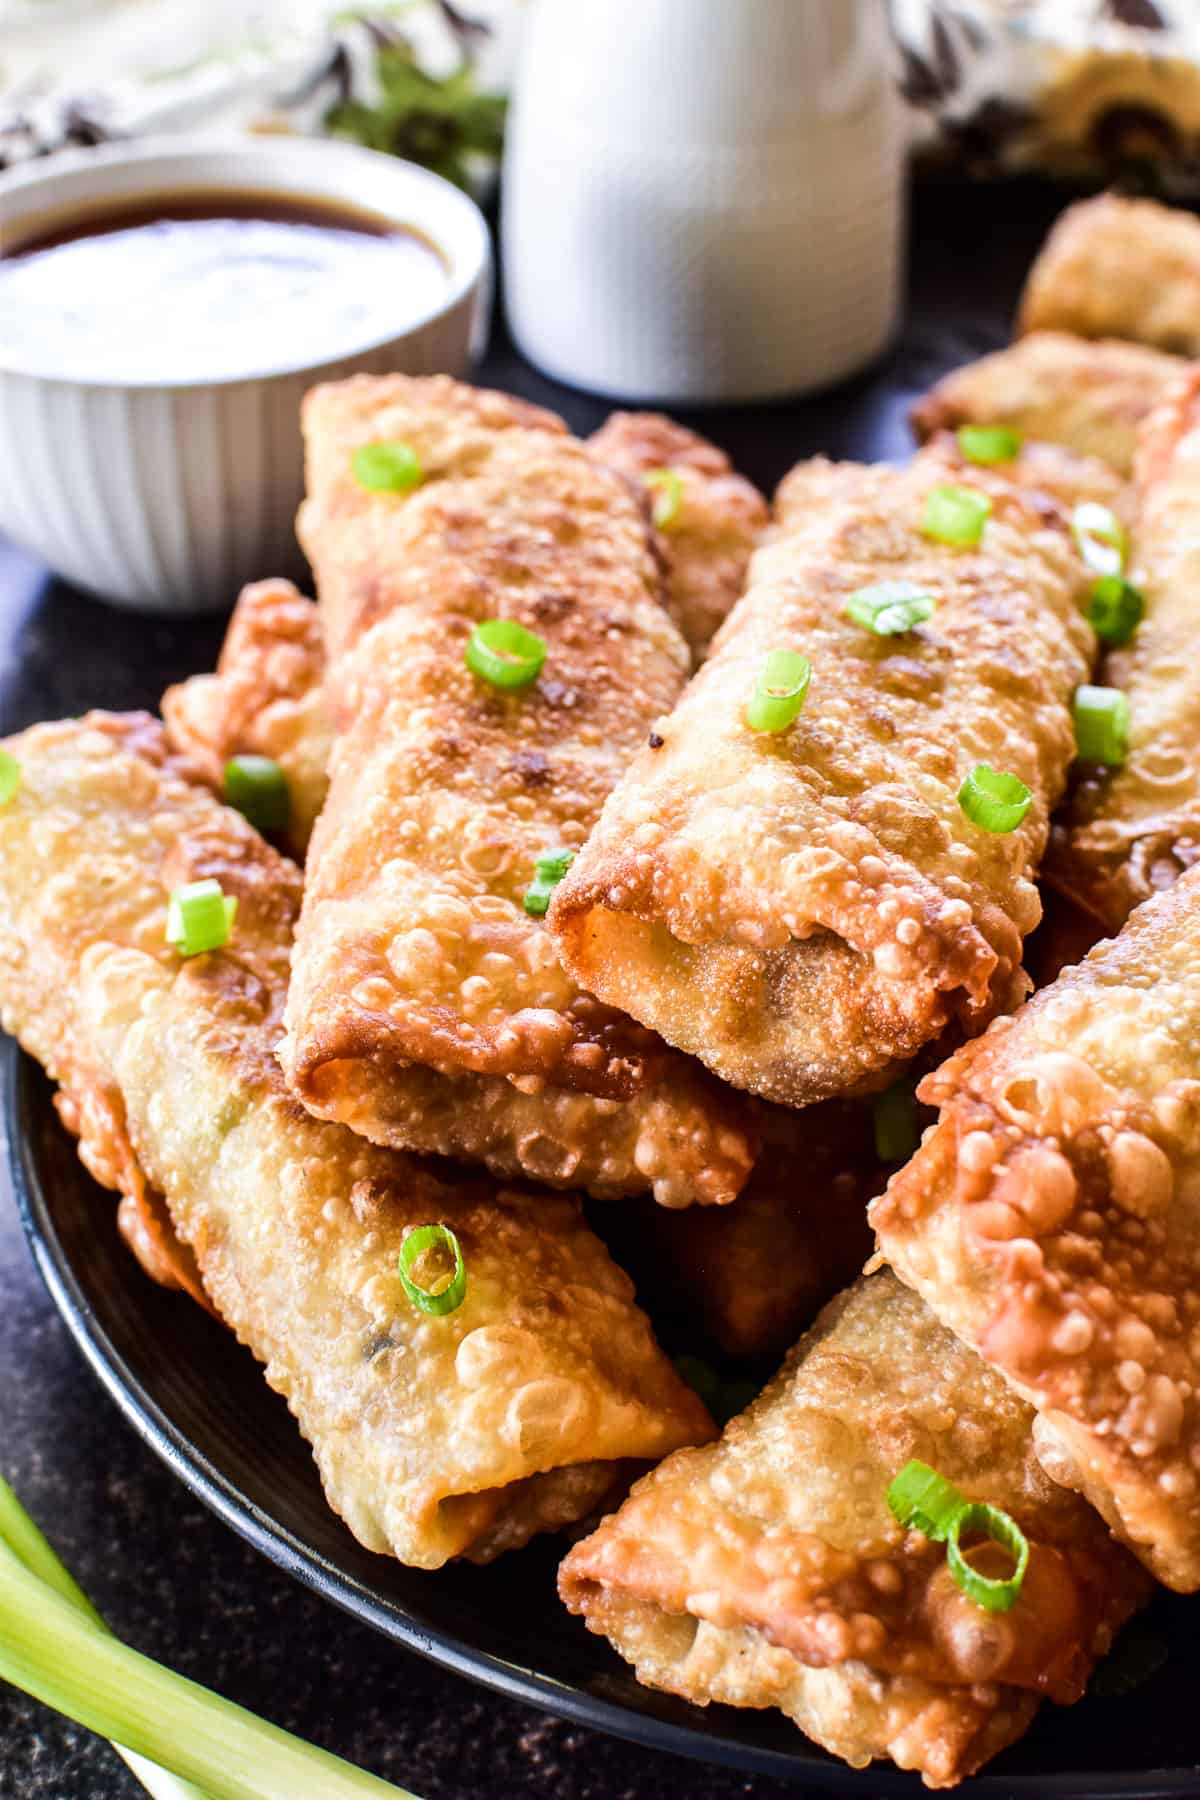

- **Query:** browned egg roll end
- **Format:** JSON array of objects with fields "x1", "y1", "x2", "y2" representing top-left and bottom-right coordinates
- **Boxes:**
[
  {"x1": 561, "y1": 1272, "x2": 1149, "y2": 1787},
  {"x1": 549, "y1": 440, "x2": 1093, "y2": 1107}
]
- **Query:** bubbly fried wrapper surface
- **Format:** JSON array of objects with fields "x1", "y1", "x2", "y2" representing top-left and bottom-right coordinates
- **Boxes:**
[
  {"x1": 1019, "y1": 193, "x2": 1200, "y2": 358},
  {"x1": 561, "y1": 1271, "x2": 1148, "y2": 1789},
  {"x1": 550, "y1": 439, "x2": 1094, "y2": 1107},
  {"x1": 911, "y1": 331, "x2": 1182, "y2": 480},
  {"x1": 282, "y1": 373, "x2": 757, "y2": 1207},
  {"x1": 1047, "y1": 368, "x2": 1200, "y2": 931},
  {"x1": 0, "y1": 714, "x2": 714, "y2": 1568},
  {"x1": 873, "y1": 864, "x2": 1200, "y2": 1591}
]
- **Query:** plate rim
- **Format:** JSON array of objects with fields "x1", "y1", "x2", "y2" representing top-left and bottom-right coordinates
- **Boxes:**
[{"x1": 6, "y1": 1035, "x2": 1198, "y2": 1800}]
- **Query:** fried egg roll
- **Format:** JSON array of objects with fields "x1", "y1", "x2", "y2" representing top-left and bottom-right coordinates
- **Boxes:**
[
  {"x1": 283, "y1": 374, "x2": 757, "y2": 1207},
  {"x1": 1047, "y1": 369, "x2": 1200, "y2": 931},
  {"x1": 162, "y1": 578, "x2": 332, "y2": 857},
  {"x1": 586, "y1": 412, "x2": 768, "y2": 662},
  {"x1": 0, "y1": 714, "x2": 713, "y2": 1567},
  {"x1": 911, "y1": 332, "x2": 1183, "y2": 479},
  {"x1": 550, "y1": 440, "x2": 1094, "y2": 1108},
  {"x1": 560, "y1": 1271, "x2": 1148, "y2": 1790},
  {"x1": 597, "y1": 1100, "x2": 877, "y2": 1365},
  {"x1": 164, "y1": 415, "x2": 766, "y2": 855},
  {"x1": 872, "y1": 863, "x2": 1200, "y2": 1590},
  {"x1": 1019, "y1": 193, "x2": 1200, "y2": 357}
]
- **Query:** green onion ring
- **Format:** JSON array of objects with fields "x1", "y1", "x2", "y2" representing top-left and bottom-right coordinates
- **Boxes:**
[
  {"x1": 1072, "y1": 501, "x2": 1126, "y2": 578},
  {"x1": 746, "y1": 649, "x2": 811, "y2": 733},
  {"x1": 922, "y1": 484, "x2": 992, "y2": 547},
  {"x1": 0, "y1": 749, "x2": 20, "y2": 808},
  {"x1": 523, "y1": 846, "x2": 576, "y2": 917},
  {"x1": 223, "y1": 754, "x2": 290, "y2": 834},
  {"x1": 645, "y1": 467, "x2": 685, "y2": 530},
  {"x1": 956, "y1": 424, "x2": 1022, "y2": 465},
  {"x1": 1086, "y1": 576, "x2": 1144, "y2": 647},
  {"x1": 946, "y1": 1501, "x2": 1030, "y2": 1613},
  {"x1": 845, "y1": 581, "x2": 936, "y2": 637},
  {"x1": 1073, "y1": 684, "x2": 1130, "y2": 766},
  {"x1": 886, "y1": 1459, "x2": 965, "y2": 1541},
  {"x1": 958, "y1": 762, "x2": 1033, "y2": 834},
  {"x1": 398, "y1": 1223, "x2": 467, "y2": 1317},
  {"x1": 165, "y1": 879, "x2": 237, "y2": 959},
  {"x1": 465, "y1": 618, "x2": 547, "y2": 690},
  {"x1": 352, "y1": 440, "x2": 425, "y2": 493}
]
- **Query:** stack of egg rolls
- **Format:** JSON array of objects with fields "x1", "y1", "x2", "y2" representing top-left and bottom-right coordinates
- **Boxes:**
[
  {"x1": 0, "y1": 713, "x2": 714, "y2": 1567},
  {"x1": 278, "y1": 375, "x2": 761, "y2": 1208}
]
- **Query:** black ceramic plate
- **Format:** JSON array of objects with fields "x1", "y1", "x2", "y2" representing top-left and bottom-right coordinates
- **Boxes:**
[{"x1": 6, "y1": 1040, "x2": 1199, "y2": 1797}]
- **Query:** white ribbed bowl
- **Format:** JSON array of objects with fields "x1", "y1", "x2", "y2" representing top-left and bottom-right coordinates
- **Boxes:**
[{"x1": 0, "y1": 136, "x2": 491, "y2": 612}]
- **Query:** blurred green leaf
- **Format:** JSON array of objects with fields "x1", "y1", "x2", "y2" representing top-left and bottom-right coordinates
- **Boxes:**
[{"x1": 325, "y1": 36, "x2": 506, "y2": 190}]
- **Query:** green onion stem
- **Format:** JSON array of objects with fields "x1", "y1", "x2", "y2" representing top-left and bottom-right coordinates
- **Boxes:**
[
  {"x1": 0, "y1": 1479, "x2": 208, "y2": 1800},
  {"x1": 0, "y1": 1498, "x2": 415, "y2": 1800}
]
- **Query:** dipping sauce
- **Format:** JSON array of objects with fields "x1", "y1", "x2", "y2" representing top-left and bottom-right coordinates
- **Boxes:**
[{"x1": 0, "y1": 189, "x2": 449, "y2": 382}]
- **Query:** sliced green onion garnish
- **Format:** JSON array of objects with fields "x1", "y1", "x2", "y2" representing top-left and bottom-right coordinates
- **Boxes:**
[
  {"x1": 523, "y1": 847, "x2": 576, "y2": 917},
  {"x1": 922, "y1": 484, "x2": 992, "y2": 547},
  {"x1": 1073, "y1": 684, "x2": 1130, "y2": 766},
  {"x1": 746, "y1": 649, "x2": 811, "y2": 734},
  {"x1": 465, "y1": 618, "x2": 546, "y2": 690},
  {"x1": 165, "y1": 879, "x2": 236, "y2": 958},
  {"x1": 887, "y1": 1459, "x2": 966, "y2": 1541},
  {"x1": 645, "y1": 467, "x2": 685, "y2": 530},
  {"x1": 223, "y1": 755, "x2": 290, "y2": 834},
  {"x1": 845, "y1": 581, "x2": 936, "y2": 637},
  {"x1": 1087, "y1": 576, "x2": 1144, "y2": 647},
  {"x1": 958, "y1": 763, "x2": 1032, "y2": 834},
  {"x1": 887, "y1": 1462, "x2": 1029, "y2": 1613},
  {"x1": 398, "y1": 1224, "x2": 467, "y2": 1317},
  {"x1": 1072, "y1": 501, "x2": 1126, "y2": 577},
  {"x1": 872, "y1": 1080, "x2": 922, "y2": 1162},
  {"x1": 957, "y1": 424, "x2": 1021, "y2": 465},
  {"x1": 946, "y1": 1501, "x2": 1030, "y2": 1613},
  {"x1": 0, "y1": 749, "x2": 20, "y2": 807},
  {"x1": 352, "y1": 440, "x2": 424, "y2": 493}
]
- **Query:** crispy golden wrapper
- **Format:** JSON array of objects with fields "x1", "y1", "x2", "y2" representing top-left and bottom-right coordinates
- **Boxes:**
[
  {"x1": 911, "y1": 332, "x2": 1183, "y2": 480},
  {"x1": 597, "y1": 1100, "x2": 877, "y2": 1365},
  {"x1": 282, "y1": 374, "x2": 758, "y2": 1207},
  {"x1": 549, "y1": 440, "x2": 1094, "y2": 1108},
  {"x1": 0, "y1": 714, "x2": 714, "y2": 1567},
  {"x1": 872, "y1": 864, "x2": 1200, "y2": 1590},
  {"x1": 162, "y1": 578, "x2": 332, "y2": 856},
  {"x1": 1019, "y1": 193, "x2": 1200, "y2": 357},
  {"x1": 1046, "y1": 369, "x2": 1200, "y2": 932},
  {"x1": 560, "y1": 1272, "x2": 1148, "y2": 1790},
  {"x1": 164, "y1": 415, "x2": 767, "y2": 854},
  {"x1": 586, "y1": 412, "x2": 768, "y2": 662}
]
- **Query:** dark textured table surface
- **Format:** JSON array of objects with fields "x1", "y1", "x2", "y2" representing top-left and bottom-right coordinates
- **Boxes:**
[{"x1": 0, "y1": 177, "x2": 1069, "y2": 1800}]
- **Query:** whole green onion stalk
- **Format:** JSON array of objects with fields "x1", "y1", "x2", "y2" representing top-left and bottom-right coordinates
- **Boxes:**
[{"x1": 0, "y1": 1478, "x2": 417, "y2": 1800}]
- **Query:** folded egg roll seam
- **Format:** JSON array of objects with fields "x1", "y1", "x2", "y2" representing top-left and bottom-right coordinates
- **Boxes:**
[
  {"x1": 871, "y1": 864, "x2": 1200, "y2": 1590},
  {"x1": 561, "y1": 1273, "x2": 1148, "y2": 1788},
  {"x1": 0, "y1": 714, "x2": 714, "y2": 1568}
]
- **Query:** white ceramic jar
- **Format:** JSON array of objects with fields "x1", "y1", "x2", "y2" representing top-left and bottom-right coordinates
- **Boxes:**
[{"x1": 502, "y1": 0, "x2": 905, "y2": 404}]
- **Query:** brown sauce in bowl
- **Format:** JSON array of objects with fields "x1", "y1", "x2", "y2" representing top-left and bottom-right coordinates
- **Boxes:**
[{"x1": 0, "y1": 187, "x2": 449, "y2": 382}]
